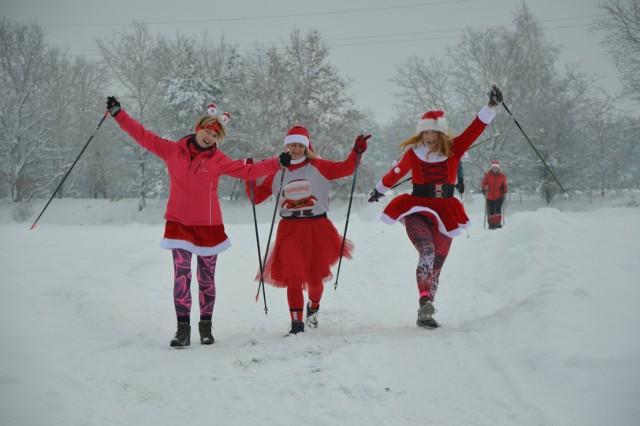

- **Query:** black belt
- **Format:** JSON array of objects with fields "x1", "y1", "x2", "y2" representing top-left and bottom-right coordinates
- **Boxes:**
[
  {"x1": 284, "y1": 212, "x2": 328, "y2": 219},
  {"x1": 411, "y1": 184, "x2": 455, "y2": 198}
]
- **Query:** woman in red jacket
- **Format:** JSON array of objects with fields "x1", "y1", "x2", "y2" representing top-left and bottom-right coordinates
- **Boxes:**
[
  {"x1": 481, "y1": 160, "x2": 508, "y2": 229},
  {"x1": 106, "y1": 97, "x2": 290, "y2": 347},
  {"x1": 245, "y1": 126, "x2": 370, "y2": 334},
  {"x1": 368, "y1": 87, "x2": 502, "y2": 329}
]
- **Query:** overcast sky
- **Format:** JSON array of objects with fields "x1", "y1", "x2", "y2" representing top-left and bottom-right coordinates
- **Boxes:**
[{"x1": 1, "y1": 0, "x2": 626, "y2": 121}]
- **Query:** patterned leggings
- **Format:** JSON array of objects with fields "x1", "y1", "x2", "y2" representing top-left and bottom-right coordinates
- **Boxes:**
[
  {"x1": 404, "y1": 214, "x2": 452, "y2": 301},
  {"x1": 172, "y1": 248, "x2": 217, "y2": 319}
]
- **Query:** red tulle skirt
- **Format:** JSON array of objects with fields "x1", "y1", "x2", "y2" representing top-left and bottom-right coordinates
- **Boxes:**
[{"x1": 257, "y1": 217, "x2": 354, "y2": 289}]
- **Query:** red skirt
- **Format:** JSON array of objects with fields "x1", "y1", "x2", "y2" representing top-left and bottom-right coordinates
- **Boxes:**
[
  {"x1": 160, "y1": 220, "x2": 230, "y2": 256},
  {"x1": 381, "y1": 194, "x2": 469, "y2": 237},
  {"x1": 258, "y1": 217, "x2": 354, "y2": 289}
]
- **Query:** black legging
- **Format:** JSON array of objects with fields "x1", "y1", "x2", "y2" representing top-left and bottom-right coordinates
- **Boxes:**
[{"x1": 487, "y1": 198, "x2": 504, "y2": 217}]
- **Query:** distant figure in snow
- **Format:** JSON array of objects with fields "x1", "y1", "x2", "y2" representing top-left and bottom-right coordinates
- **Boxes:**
[
  {"x1": 106, "y1": 96, "x2": 290, "y2": 347},
  {"x1": 482, "y1": 160, "x2": 508, "y2": 229},
  {"x1": 245, "y1": 125, "x2": 370, "y2": 335},
  {"x1": 368, "y1": 86, "x2": 503, "y2": 328}
]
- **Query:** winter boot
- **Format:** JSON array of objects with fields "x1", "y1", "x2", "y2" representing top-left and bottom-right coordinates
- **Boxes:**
[
  {"x1": 289, "y1": 320, "x2": 305, "y2": 335},
  {"x1": 305, "y1": 303, "x2": 319, "y2": 329},
  {"x1": 198, "y1": 320, "x2": 214, "y2": 345},
  {"x1": 170, "y1": 322, "x2": 191, "y2": 347},
  {"x1": 416, "y1": 298, "x2": 440, "y2": 329}
]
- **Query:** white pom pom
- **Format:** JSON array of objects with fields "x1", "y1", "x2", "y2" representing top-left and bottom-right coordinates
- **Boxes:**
[
  {"x1": 207, "y1": 103, "x2": 217, "y2": 117},
  {"x1": 394, "y1": 167, "x2": 401, "y2": 174},
  {"x1": 221, "y1": 112, "x2": 231, "y2": 124}
]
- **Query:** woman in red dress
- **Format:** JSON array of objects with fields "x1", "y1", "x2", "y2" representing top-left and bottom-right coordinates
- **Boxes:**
[{"x1": 368, "y1": 87, "x2": 502, "y2": 328}]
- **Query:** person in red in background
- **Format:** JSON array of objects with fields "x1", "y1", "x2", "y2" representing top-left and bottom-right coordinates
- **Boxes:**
[
  {"x1": 368, "y1": 86, "x2": 502, "y2": 329},
  {"x1": 106, "y1": 97, "x2": 290, "y2": 348},
  {"x1": 481, "y1": 160, "x2": 508, "y2": 229},
  {"x1": 245, "y1": 126, "x2": 370, "y2": 334}
]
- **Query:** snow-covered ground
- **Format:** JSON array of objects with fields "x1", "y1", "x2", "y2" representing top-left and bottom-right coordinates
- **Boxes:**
[{"x1": 1, "y1": 192, "x2": 639, "y2": 426}]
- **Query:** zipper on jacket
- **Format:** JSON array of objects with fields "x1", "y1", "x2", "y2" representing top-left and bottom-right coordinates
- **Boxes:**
[
  {"x1": 209, "y1": 181, "x2": 213, "y2": 225},
  {"x1": 194, "y1": 159, "x2": 205, "y2": 174}
]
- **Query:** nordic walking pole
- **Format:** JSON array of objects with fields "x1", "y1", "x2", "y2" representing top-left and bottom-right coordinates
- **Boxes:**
[
  {"x1": 391, "y1": 176, "x2": 411, "y2": 190},
  {"x1": 483, "y1": 197, "x2": 488, "y2": 229},
  {"x1": 502, "y1": 198, "x2": 506, "y2": 227},
  {"x1": 249, "y1": 180, "x2": 267, "y2": 312},
  {"x1": 334, "y1": 150, "x2": 363, "y2": 290},
  {"x1": 31, "y1": 111, "x2": 109, "y2": 230},
  {"x1": 501, "y1": 102, "x2": 569, "y2": 196},
  {"x1": 254, "y1": 170, "x2": 286, "y2": 313}
]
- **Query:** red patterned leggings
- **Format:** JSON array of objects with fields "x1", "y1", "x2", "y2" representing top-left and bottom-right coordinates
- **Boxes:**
[
  {"x1": 404, "y1": 214, "x2": 452, "y2": 301},
  {"x1": 171, "y1": 249, "x2": 217, "y2": 320}
]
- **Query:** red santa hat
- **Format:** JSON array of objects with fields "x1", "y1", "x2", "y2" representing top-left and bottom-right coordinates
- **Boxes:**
[
  {"x1": 417, "y1": 110, "x2": 448, "y2": 134},
  {"x1": 490, "y1": 160, "x2": 501, "y2": 168},
  {"x1": 284, "y1": 125, "x2": 314, "y2": 152}
]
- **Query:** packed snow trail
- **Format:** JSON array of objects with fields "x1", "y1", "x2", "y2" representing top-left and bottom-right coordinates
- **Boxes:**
[{"x1": 1, "y1": 196, "x2": 638, "y2": 426}]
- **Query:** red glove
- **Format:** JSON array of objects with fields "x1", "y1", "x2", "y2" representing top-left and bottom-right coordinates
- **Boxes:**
[{"x1": 354, "y1": 134, "x2": 371, "y2": 154}]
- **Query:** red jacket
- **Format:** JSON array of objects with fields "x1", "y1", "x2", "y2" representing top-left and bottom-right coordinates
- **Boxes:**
[
  {"x1": 115, "y1": 111, "x2": 281, "y2": 226},
  {"x1": 481, "y1": 171, "x2": 508, "y2": 201}
]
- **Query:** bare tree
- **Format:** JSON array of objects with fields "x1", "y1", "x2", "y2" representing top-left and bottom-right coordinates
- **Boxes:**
[
  {"x1": 0, "y1": 19, "x2": 51, "y2": 201},
  {"x1": 387, "y1": 5, "x2": 619, "y2": 202},
  {"x1": 593, "y1": 0, "x2": 640, "y2": 102},
  {"x1": 230, "y1": 29, "x2": 367, "y2": 198},
  {"x1": 97, "y1": 22, "x2": 171, "y2": 210}
]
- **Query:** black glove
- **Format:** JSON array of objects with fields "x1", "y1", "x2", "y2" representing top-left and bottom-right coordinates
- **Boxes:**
[
  {"x1": 482, "y1": 189, "x2": 487, "y2": 198},
  {"x1": 368, "y1": 188, "x2": 385, "y2": 203},
  {"x1": 456, "y1": 180, "x2": 465, "y2": 194},
  {"x1": 107, "y1": 96, "x2": 121, "y2": 117},
  {"x1": 354, "y1": 134, "x2": 371, "y2": 154},
  {"x1": 279, "y1": 152, "x2": 291, "y2": 168},
  {"x1": 488, "y1": 85, "x2": 503, "y2": 108},
  {"x1": 244, "y1": 157, "x2": 254, "y2": 165}
]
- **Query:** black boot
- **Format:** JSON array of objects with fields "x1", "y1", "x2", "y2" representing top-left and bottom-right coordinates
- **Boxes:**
[
  {"x1": 289, "y1": 320, "x2": 305, "y2": 334},
  {"x1": 416, "y1": 298, "x2": 440, "y2": 329},
  {"x1": 198, "y1": 320, "x2": 214, "y2": 345},
  {"x1": 170, "y1": 322, "x2": 191, "y2": 347},
  {"x1": 305, "y1": 303, "x2": 319, "y2": 329}
]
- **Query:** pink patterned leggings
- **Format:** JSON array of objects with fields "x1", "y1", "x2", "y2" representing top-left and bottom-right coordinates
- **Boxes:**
[
  {"x1": 404, "y1": 214, "x2": 452, "y2": 302},
  {"x1": 172, "y1": 249, "x2": 217, "y2": 320}
]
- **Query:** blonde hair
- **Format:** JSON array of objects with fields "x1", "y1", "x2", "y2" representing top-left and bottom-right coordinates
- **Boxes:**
[
  {"x1": 304, "y1": 148, "x2": 317, "y2": 160},
  {"x1": 398, "y1": 131, "x2": 454, "y2": 158},
  {"x1": 194, "y1": 115, "x2": 227, "y2": 143}
]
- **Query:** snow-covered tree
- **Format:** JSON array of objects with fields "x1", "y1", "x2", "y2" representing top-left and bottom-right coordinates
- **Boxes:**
[
  {"x1": 0, "y1": 19, "x2": 52, "y2": 201},
  {"x1": 232, "y1": 29, "x2": 368, "y2": 198},
  {"x1": 97, "y1": 22, "x2": 173, "y2": 210},
  {"x1": 593, "y1": 0, "x2": 640, "y2": 103},
  {"x1": 388, "y1": 5, "x2": 621, "y2": 202}
]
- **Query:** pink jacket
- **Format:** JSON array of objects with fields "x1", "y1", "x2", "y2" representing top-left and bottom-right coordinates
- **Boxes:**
[{"x1": 115, "y1": 110, "x2": 281, "y2": 226}]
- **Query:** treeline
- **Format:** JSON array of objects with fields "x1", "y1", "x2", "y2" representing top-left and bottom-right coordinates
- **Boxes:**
[{"x1": 1, "y1": 4, "x2": 638, "y2": 211}]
